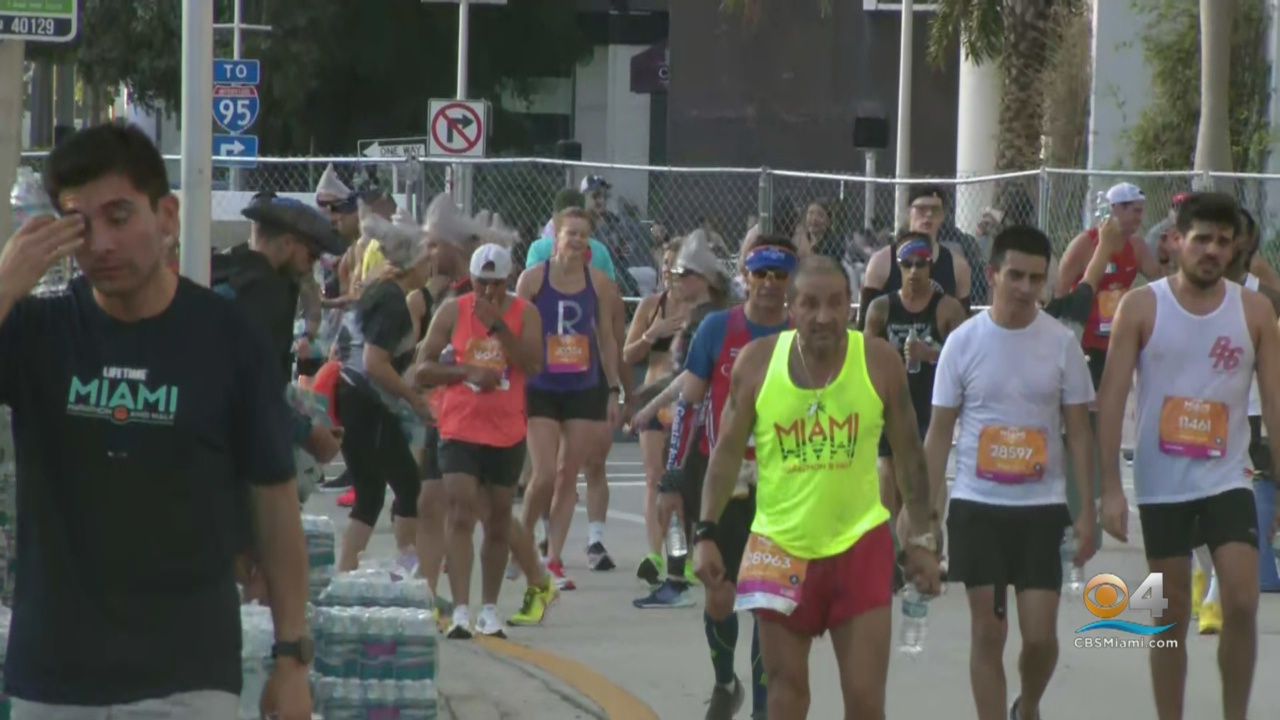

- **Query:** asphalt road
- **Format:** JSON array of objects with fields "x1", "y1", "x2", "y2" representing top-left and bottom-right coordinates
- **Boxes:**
[{"x1": 305, "y1": 442, "x2": 1280, "y2": 719}]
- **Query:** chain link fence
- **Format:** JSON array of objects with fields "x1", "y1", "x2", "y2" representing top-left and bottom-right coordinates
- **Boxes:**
[{"x1": 19, "y1": 151, "x2": 1280, "y2": 306}]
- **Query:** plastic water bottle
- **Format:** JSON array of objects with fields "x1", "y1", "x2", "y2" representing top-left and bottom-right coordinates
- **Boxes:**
[
  {"x1": 395, "y1": 609, "x2": 438, "y2": 681},
  {"x1": 898, "y1": 584, "x2": 929, "y2": 655},
  {"x1": 666, "y1": 515, "x2": 688, "y2": 558},
  {"x1": 1061, "y1": 534, "x2": 1084, "y2": 594},
  {"x1": 905, "y1": 327, "x2": 922, "y2": 374},
  {"x1": 1095, "y1": 191, "x2": 1111, "y2": 221},
  {"x1": 10, "y1": 167, "x2": 56, "y2": 226}
]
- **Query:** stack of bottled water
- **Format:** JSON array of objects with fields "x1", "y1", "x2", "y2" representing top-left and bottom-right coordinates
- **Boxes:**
[
  {"x1": 240, "y1": 603, "x2": 276, "y2": 720},
  {"x1": 313, "y1": 678, "x2": 437, "y2": 720},
  {"x1": 0, "y1": 605, "x2": 11, "y2": 718},
  {"x1": 0, "y1": 408, "x2": 13, "y2": 607},
  {"x1": 311, "y1": 569, "x2": 439, "y2": 718},
  {"x1": 312, "y1": 607, "x2": 437, "y2": 681},
  {"x1": 302, "y1": 516, "x2": 336, "y2": 602},
  {"x1": 318, "y1": 570, "x2": 432, "y2": 608}
]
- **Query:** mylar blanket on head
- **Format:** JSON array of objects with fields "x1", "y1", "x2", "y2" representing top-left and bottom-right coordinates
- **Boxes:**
[{"x1": 315, "y1": 163, "x2": 351, "y2": 201}]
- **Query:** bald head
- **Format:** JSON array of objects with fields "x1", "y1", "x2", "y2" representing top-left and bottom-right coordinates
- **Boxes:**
[{"x1": 789, "y1": 254, "x2": 851, "y2": 301}]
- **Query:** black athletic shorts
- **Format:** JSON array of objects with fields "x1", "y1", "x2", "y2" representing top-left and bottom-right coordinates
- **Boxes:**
[
  {"x1": 1139, "y1": 487, "x2": 1259, "y2": 561},
  {"x1": 947, "y1": 499, "x2": 1071, "y2": 593},
  {"x1": 682, "y1": 447, "x2": 757, "y2": 584},
  {"x1": 1085, "y1": 347, "x2": 1107, "y2": 391},
  {"x1": 527, "y1": 382, "x2": 610, "y2": 422},
  {"x1": 438, "y1": 438, "x2": 527, "y2": 488},
  {"x1": 421, "y1": 425, "x2": 442, "y2": 481}
]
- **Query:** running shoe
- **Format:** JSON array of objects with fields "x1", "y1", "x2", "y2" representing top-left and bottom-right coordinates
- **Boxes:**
[
  {"x1": 1008, "y1": 696, "x2": 1038, "y2": 720},
  {"x1": 587, "y1": 541, "x2": 616, "y2": 571},
  {"x1": 633, "y1": 579, "x2": 695, "y2": 609},
  {"x1": 684, "y1": 561, "x2": 701, "y2": 586},
  {"x1": 705, "y1": 676, "x2": 745, "y2": 720},
  {"x1": 336, "y1": 488, "x2": 355, "y2": 508},
  {"x1": 546, "y1": 559, "x2": 576, "y2": 591},
  {"x1": 636, "y1": 553, "x2": 663, "y2": 586},
  {"x1": 505, "y1": 560, "x2": 521, "y2": 581},
  {"x1": 509, "y1": 578, "x2": 559, "y2": 626},
  {"x1": 475, "y1": 606, "x2": 507, "y2": 638},
  {"x1": 445, "y1": 606, "x2": 473, "y2": 640},
  {"x1": 318, "y1": 471, "x2": 352, "y2": 492},
  {"x1": 1198, "y1": 600, "x2": 1222, "y2": 635}
]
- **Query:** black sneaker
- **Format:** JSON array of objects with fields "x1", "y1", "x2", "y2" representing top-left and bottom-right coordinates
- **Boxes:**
[
  {"x1": 1009, "y1": 696, "x2": 1034, "y2": 720},
  {"x1": 587, "y1": 541, "x2": 616, "y2": 571},
  {"x1": 636, "y1": 554, "x2": 662, "y2": 586},
  {"x1": 705, "y1": 676, "x2": 745, "y2": 720},
  {"x1": 318, "y1": 470, "x2": 352, "y2": 492}
]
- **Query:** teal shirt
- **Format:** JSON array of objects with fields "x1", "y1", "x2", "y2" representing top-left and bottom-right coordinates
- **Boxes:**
[{"x1": 524, "y1": 236, "x2": 616, "y2": 281}]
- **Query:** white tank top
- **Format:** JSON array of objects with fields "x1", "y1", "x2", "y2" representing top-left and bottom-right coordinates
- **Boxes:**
[
  {"x1": 1243, "y1": 273, "x2": 1262, "y2": 417},
  {"x1": 1134, "y1": 279, "x2": 1253, "y2": 503}
]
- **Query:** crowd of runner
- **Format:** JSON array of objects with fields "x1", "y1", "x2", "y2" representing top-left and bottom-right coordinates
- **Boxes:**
[{"x1": 0, "y1": 121, "x2": 1276, "y2": 720}]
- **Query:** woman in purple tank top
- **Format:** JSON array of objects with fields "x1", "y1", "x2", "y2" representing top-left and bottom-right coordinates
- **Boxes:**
[{"x1": 515, "y1": 208, "x2": 624, "y2": 591}]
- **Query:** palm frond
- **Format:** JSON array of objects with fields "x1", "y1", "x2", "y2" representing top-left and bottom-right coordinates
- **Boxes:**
[{"x1": 927, "y1": 0, "x2": 1004, "y2": 69}]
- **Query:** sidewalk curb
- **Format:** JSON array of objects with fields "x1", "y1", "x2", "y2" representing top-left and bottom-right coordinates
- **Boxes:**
[{"x1": 475, "y1": 636, "x2": 658, "y2": 720}]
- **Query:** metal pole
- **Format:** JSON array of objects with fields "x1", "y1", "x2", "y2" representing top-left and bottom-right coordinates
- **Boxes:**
[
  {"x1": 893, "y1": 0, "x2": 914, "y2": 225},
  {"x1": 455, "y1": 0, "x2": 473, "y2": 216},
  {"x1": 863, "y1": 151, "x2": 876, "y2": 232},
  {"x1": 0, "y1": 41, "x2": 26, "y2": 244},
  {"x1": 180, "y1": 0, "x2": 214, "y2": 286},
  {"x1": 229, "y1": 0, "x2": 243, "y2": 192}
]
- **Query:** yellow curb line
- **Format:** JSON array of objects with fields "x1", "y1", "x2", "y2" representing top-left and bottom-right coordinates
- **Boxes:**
[{"x1": 475, "y1": 635, "x2": 658, "y2": 720}]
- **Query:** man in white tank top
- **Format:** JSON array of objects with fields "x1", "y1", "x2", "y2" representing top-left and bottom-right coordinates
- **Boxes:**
[
  {"x1": 1192, "y1": 213, "x2": 1280, "y2": 635},
  {"x1": 1097, "y1": 192, "x2": 1280, "y2": 720}
]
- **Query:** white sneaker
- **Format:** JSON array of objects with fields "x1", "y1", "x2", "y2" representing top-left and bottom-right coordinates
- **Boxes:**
[
  {"x1": 475, "y1": 605, "x2": 507, "y2": 638},
  {"x1": 446, "y1": 606, "x2": 473, "y2": 640}
]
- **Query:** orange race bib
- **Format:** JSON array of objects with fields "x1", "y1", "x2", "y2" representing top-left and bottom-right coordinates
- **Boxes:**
[
  {"x1": 976, "y1": 425, "x2": 1048, "y2": 484},
  {"x1": 734, "y1": 534, "x2": 809, "y2": 616},
  {"x1": 1096, "y1": 288, "x2": 1124, "y2": 335},
  {"x1": 546, "y1": 334, "x2": 591, "y2": 373},
  {"x1": 464, "y1": 337, "x2": 510, "y2": 392},
  {"x1": 1159, "y1": 396, "x2": 1228, "y2": 459}
]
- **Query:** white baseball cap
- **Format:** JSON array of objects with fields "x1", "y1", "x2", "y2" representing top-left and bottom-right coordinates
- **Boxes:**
[
  {"x1": 470, "y1": 243, "x2": 513, "y2": 281},
  {"x1": 1105, "y1": 182, "x2": 1146, "y2": 205}
]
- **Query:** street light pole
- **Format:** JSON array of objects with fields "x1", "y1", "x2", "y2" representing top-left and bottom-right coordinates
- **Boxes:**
[
  {"x1": 894, "y1": 0, "x2": 915, "y2": 224},
  {"x1": 179, "y1": 0, "x2": 214, "y2": 286},
  {"x1": 455, "y1": 0, "x2": 472, "y2": 216}
]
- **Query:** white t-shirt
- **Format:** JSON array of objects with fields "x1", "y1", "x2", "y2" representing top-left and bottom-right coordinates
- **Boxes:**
[{"x1": 933, "y1": 310, "x2": 1096, "y2": 506}]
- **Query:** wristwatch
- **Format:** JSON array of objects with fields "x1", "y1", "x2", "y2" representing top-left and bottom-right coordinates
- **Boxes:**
[
  {"x1": 271, "y1": 637, "x2": 315, "y2": 666},
  {"x1": 694, "y1": 521, "x2": 718, "y2": 544},
  {"x1": 906, "y1": 533, "x2": 937, "y2": 554}
]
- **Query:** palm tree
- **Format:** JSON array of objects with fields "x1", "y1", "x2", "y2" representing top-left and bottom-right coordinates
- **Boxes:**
[
  {"x1": 1194, "y1": 0, "x2": 1236, "y2": 175},
  {"x1": 929, "y1": 0, "x2": 1082, "y2": 173}
]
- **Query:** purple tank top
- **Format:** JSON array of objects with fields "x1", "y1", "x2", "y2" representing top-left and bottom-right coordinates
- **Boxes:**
[{"x1": 528, "y1": 261, "x2": 601, "y2": 392}]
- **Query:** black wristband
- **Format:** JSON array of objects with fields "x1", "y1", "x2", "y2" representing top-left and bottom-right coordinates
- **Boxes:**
[
  {"x1": 694, "y1": 521, "x2": 718, "y2": 544},
  {"x1": 657, "y1": 467, "x2": 683, "y2": 494}
]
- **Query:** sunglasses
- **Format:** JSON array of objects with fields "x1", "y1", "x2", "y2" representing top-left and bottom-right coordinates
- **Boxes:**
[
  {"x1": 899, "y1": 259, "x2": 930, "y2": 270},
  {"x1": 320, "y1": 199, "x2": 357, "y2": 214},
  {"x1": 910, "y1": 204, "x2": 943, "y2": 217},
  {"x1": 750, "y1": 268, "x2": 790, "y2": 282},
  {"x1": 475, "y1": 278, "x2": 507, "y2": 288}
]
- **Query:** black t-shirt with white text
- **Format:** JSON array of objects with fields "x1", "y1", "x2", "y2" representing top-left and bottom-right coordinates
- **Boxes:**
[{"x1": 0, "y1": 277, "x2": 295, "y2": 705}]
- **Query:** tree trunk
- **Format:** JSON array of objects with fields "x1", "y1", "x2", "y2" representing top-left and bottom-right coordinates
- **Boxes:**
[
  {"x1": 1194, "y1": 0, "x2": 1235, "y2": 176},
  {"x1": 995, "y1": 0, "x2": 1054, "y2": 173}
]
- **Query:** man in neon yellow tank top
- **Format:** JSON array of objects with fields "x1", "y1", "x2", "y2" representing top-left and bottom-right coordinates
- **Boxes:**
[{"x1": 694, "y1": 256, "x2": 942, "y2": 719}]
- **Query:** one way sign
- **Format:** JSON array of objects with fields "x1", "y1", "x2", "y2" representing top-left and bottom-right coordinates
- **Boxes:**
[
  {"x1": 358, "y1": 138, "x2": 429, "y2": 160},
  {"x1": 428, "y1": 99, "x2": 488, "y2": 158}
]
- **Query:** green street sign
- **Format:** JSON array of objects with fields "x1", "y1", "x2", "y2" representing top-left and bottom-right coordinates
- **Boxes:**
[{"x1": 0, "y1": 0, "x2": 76, "y2": 43}]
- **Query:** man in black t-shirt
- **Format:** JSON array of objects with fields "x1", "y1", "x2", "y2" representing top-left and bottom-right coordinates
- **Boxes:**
[{"x1": 0, "y1": 123, "x2": 312, "y2": 719}]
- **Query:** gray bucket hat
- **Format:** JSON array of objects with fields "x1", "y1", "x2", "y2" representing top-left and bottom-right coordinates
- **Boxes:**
[{"x1": 242, "y1": 194, "x2": 349, "y2": 256}]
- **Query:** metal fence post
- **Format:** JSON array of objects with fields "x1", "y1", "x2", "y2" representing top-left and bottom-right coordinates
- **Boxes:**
[
  {"x1": 757, "y1": 167, "x2": 774, "y2": 234},
  {"x1": 1036, "y1": 167, "x2": 1050, "y2": 230}
]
